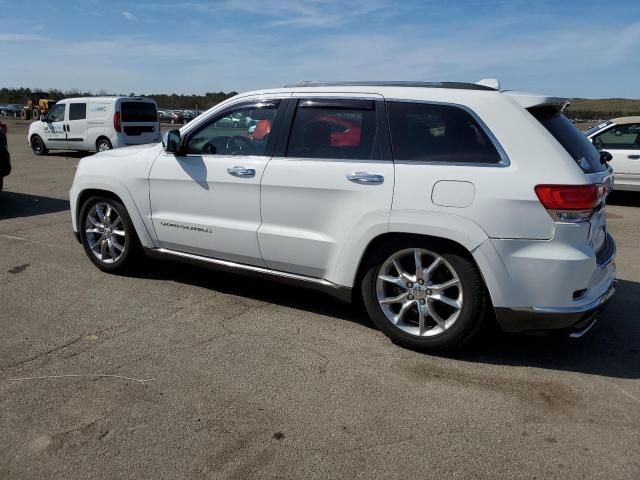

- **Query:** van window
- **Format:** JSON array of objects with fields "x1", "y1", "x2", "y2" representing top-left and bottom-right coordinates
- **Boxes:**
[
  {"x1": 286, "y1": 100, "x2": 377, "y2": 160},
  {"x1": 69, "y1": 103, "x2": 87, "y2": 121},
  {"x1": 529, "y1": 107, "x2": 606, "y2": 173},
  {"x1": 387, "y1": 101, "x2": 502, "y2": 164},
  {"x1": 121, "y1": 102, "x2": 158, "y2": 122},
  {"x1": 46, "y1": 103, "x2": 66, "y2": 123}
]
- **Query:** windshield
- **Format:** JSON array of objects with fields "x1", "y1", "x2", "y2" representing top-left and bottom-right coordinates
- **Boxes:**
[
  {"x1": 530, "y1": 108, "x2": 606, "y2": 173},
  {"x1": 121, "y1": 101, "x2": 158, "y2": 122}
]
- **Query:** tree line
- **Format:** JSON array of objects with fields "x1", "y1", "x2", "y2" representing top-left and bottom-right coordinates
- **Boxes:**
[
  {"x1": 1, "y1": 87, "x2": 638, "y2": 119},
  {"x1": 0, "y1": 88, "x2": 237, "y2": 110}
]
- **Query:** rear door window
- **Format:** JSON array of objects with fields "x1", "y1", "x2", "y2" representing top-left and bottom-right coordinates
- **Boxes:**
[
  {"x1": 386, "y1": 101, "x2": 502, "y2": 164},
  {"x1": 121, "y1": 102, "x2": 158, "y2": 122},
  {"x1": 286, "y1": 99, "x2": 378, "y2": 160},
  {"x1": 69, "y1": 103, "x2": 87, "y2": 120},
  {"x1": 529, "y1": 107, "x2": 606, "y2": 173}
]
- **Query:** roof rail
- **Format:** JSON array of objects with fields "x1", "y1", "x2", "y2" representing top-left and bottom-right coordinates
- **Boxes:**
[{"x1": 284, "y1": 81, "x2": 498, "y2": 91}]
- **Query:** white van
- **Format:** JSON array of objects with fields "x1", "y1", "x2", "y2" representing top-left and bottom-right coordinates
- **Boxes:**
[{"x1": 27, "y1": 97, "x2": 161, "y2": 155}]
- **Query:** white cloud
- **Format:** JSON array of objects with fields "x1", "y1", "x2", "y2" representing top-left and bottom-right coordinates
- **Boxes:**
[
  {"x1": 122, "y1": 11, "x2": 138, "y2": 21},
  {"x1": 0, "y1": 33, "x2": 46, "y2": 42},
  {"x1": 221, "y1": 0, "x2": 389, "y2": 27}
]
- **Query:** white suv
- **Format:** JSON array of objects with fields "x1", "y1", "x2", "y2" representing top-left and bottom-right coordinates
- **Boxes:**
[{"x1": 69, "y1": 81, "x2": 616, "y2": 351}]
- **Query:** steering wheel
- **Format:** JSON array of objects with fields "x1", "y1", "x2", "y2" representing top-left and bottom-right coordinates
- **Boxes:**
[{"x1": 225, "y1": 136, "x2": 255, "y2": 155}]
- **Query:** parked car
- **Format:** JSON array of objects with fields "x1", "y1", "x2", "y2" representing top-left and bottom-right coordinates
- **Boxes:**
[
  {"x1": 0, "y1": 121, "x2": 10, "y2": 192},
  {"x1": 585, "y1": 117, "x2": 640, "y2": 191},
  {"x1": 69, "y1": 80, "x2": 615, "y2": 352},
  {"x1": 28, "y1": 96, "x2": 161, "y2": 155},
  {"x1": 182, "y1": 110, "x2": 196, "y2": 123}
]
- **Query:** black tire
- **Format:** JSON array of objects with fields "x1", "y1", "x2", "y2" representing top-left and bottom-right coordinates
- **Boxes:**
[
  {"x1": 79, "y1": 196, "x2": 141, "y2": 273},
  {"x1": 96, "y1": 138, "x2": 113, "y2": 152},
  {"x1": 31, "y1": 135, "x2": 48, "y2": 155},
  {"x1": 361, "y1": 239, "x2": 488, "y2": 352}
]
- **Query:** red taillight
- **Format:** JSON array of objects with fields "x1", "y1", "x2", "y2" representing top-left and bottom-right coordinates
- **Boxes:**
[
  {"x1": 113, "y1": 111, "x2": 121, "y2": 132},
  {"x1": 535, "y1": 184, "x2": 600, "y2": 211}
]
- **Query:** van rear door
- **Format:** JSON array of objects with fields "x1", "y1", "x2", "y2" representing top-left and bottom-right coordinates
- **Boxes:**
[{"x1": 119, "y1": 100, "x2": 161, "y2": 145}]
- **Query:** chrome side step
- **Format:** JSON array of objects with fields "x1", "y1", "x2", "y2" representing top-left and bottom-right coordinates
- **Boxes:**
[{"x1": 144, "y1": 247, "x2": 352, "y2": 302}]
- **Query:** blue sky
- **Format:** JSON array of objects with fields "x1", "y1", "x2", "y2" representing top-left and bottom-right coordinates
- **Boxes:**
[{"x1": 0, "y1": 0, "x2": 639, "y2": 98}]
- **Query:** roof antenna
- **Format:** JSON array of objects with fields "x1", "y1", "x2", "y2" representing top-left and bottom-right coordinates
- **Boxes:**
[{"x1": 476, "y1": 79, "x2": 500, "y2": 90}]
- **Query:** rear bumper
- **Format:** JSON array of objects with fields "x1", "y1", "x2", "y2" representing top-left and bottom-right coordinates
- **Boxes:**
[{"x1": 495, "y1": 281, "x2": 615, "y2": 334}]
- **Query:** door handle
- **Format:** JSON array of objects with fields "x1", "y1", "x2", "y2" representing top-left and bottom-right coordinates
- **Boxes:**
[
  {"x1": 227, "y1": 166, "x2": 256, "y2": 177},
  {"x1": 347, "y1": 172, "x2": 384, "y2": 185},
  {"x1": 628, "y1": 155, "x2": 640, "y2": 160}
]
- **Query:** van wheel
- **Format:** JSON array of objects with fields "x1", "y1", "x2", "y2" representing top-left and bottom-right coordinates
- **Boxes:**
[
  {"x1": 361, "y1": 240, "x2": 487, "y2": 352},
  {"x1": 31, "y1": 135, "x2": 48, "y2": 155},
  {"x1": 79, "y1": 196, "x2": 140, "y2": 273},
  {"x1": 96, "y1": 138, "x2": 113, "y2": 152}
]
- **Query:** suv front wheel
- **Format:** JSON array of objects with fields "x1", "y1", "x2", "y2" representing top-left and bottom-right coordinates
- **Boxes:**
[
  {"x1": 79, "y1": 196, "x2": 139, "y2": 273},
  {"x1": 361, "y1": 241, "x2": 487, "y2": 352}
]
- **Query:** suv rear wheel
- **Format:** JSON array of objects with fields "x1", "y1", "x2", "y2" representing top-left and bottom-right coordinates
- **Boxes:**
[
  {"x1": 361, "y1": 240, "x2": 487, "y2": 351},
  {"x1": 79, "y1": 196, "x2": 140, "y2": 273}
]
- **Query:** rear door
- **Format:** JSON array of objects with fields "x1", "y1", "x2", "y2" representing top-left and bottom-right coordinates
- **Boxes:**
[
  {"x1": 258, "y1": 95, "x2": 394, "y2": 279},
  {"x1": 119, "y1": 100, "x2": 161, "y2": 145},
  {"x1": 42, "y1": 103, "x2": 67, "y2": 147},
  {"x1": 66, "y1": 102, "x2": 88, "y2": 150}
]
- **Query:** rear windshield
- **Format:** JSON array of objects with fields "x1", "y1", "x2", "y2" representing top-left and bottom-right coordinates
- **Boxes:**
[
  {"x1": 121, "y1": 102, "x2": 158, "y2": 122},
  {"x1": 530, "y1": 107, "x2": 605, "y2": 173}
]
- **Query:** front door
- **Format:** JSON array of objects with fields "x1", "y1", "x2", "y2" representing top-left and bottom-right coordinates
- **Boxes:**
[
  {"x1": 149, "y1": 98, "x2": 285, "y2": 266},
  {"x1": 258, "y1": 95, "x2": 394, "y2": 279},
  {"x1": 42, "y1": 103, "x2": 67, "y2": 147},
  {"x1": 593, "y1": 123, "x2": 640, "y2": 182}
]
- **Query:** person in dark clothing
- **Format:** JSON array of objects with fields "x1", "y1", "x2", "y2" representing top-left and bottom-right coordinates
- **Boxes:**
[{"x1": 0, "y1": 121, "x2": 10, "y2": 191}]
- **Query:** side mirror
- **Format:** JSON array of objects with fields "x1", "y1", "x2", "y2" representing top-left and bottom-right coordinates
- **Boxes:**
[
  {"x1": 600, "y1": 150, "x2": 612, "y2": 165},
  {"x1": 40, "y1": 115, "x2": 45, "y2": 122},
  {"x1": 164, "y1": 129, "x2": 182, "y2": 153}
]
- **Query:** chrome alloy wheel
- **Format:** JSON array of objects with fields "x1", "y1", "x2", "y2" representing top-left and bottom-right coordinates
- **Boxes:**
[
  {"x1": 97, "y1": 141, "x2": 111, "y2": 152},
  {"x1": 376, "y1": 248, "x2": 463, "y2": 337},
  {"x1": 84, "y1": 203, "x2": 126, "y2": 264}
]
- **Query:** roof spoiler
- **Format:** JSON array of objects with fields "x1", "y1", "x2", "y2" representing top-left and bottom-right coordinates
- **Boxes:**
[
  {"x1": 476, "y1": 78, "x2": 501, "y2": 90},
  {"x1": 503, "y1": 91, "x2": 571, "y2": 112}
]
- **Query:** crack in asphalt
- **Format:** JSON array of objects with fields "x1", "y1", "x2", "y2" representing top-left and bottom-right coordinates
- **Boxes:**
[{"x1": 1, "y1": 336, "x2": 84, "y2": 371}]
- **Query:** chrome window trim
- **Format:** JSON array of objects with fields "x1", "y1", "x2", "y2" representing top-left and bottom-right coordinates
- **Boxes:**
[{"x1": 385, "y1": 98, "x2": 511, "y2": 168}]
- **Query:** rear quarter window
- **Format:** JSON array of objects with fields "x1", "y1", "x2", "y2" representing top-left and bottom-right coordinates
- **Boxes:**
[
  {"x1": 386, "y1": 101, "x2": 502, "y2": 164},
  {"x1": 529, "y1": 107, "x2": 606, "y2": 173},
  {"x1": 121, "y1": 102, "x2": 158, "y2": 122}
]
